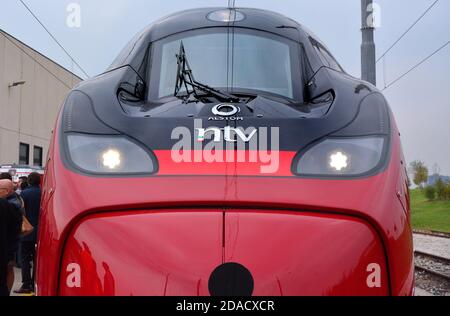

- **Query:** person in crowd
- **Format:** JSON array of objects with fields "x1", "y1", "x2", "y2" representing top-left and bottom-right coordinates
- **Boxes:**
[
  {"x1": 0, "y1": 198, "x2": 11, "y2": 296},
  {"x1": 16, "y1": 177, "x2": 29, "y2": 195},
  {"x1": 15, "y1": 176, "x2": 29, "y2": 270},
  {"x1": 0, "y1": 176, "x2": 24, "y2": 215},
  {"x1": 0, "y1": 180, "x2": 23, "y2": 296},
  {"x1": 14, "y1": 172, "x2": 41, "y2": 294},
  {"x1": 0, "y1": 173, "x2": 12, "y2": 180},
  {"x1": 0, "y1": 198, "x2": 22, "y2": 296},
  {"x1": 1, "y1": 174, "x2": 27, "y2": 269}
]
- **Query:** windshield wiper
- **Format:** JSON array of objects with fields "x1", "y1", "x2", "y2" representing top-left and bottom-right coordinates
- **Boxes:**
[{"x1": 174, "y1": 41, "x2": 240, "y2": 103}]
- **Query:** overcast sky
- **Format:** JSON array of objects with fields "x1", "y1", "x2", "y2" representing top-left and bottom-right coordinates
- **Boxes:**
[{"x1": 1, "y1": 0, "x2": 449, "y2": 175}]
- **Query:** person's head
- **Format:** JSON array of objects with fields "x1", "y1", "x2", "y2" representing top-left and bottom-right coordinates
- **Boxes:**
[
  {"x1": 0, "y1": 179, "x2": 14, "y2": 198},
  {"x1": 0, "y1": 172, "x2": 12, "y2": 181},
  {"x1": 28, "y1": 172, "x2": 41, "y2": 187},
  {"x1": 20, "y1": 182, "x2": 28, "y2": 191},
  {"x1": 18, "y1": 176, "x2": 28, "y2": 189}
]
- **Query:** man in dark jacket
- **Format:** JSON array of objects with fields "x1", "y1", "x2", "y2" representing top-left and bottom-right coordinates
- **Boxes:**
[
  {"x1": 0, "y1": 179, "x2": 24, "y2": 294},
  {"x1": 15, "y1": 172, "x2": 41, "y2": 294},
  {"x1": 0, "y1": 196, "x2": 22, "y2": 296}
]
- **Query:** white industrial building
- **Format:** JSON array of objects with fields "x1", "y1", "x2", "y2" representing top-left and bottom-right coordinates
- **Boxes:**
[{"x1": 0, "y1": 29, "x2": 81, "y2": 167}]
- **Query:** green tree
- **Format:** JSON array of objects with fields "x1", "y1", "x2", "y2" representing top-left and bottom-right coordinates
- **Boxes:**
[
  {"x1": 409, "y1": 161, "x2": 428, "y2": 188},
  {"x1": 435, "y1": 178, "x2": 446, "y2": 200},
  {"x1": 444, "y1": 184, "x2": 450, "y2": 201},
  {"x1": 424, "y1": 186, "x2": 436, "y2": 201}
]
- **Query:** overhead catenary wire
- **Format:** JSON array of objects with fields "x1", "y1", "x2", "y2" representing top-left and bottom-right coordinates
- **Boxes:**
[
  {"x1": 376, "y1": 0, "x2": 440, "y2": 63},
  {"x1": 382, "y1": 41, "x2": 450, "y2": 91},
  {"x1": 18, "y1": 0, "x2": 90, "y2": 78}
]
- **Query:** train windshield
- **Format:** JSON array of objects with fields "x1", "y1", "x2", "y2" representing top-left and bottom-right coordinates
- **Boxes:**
[{"x1": 148, "y1": 28, "x2": 303, "y2": 102}]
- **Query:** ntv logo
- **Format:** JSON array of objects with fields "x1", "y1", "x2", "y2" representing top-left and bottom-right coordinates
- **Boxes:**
[
  {"x1": 197, "y1": 126, "x2": 256, "y2": 142},
  {"x1": 171, "y1": 119, "x2": 280, "y2": 174}
]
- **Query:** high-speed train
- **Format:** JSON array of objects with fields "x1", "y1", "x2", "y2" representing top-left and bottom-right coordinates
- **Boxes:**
[{"x1": 36, "y1": 7, "x2": 414, "y2": 296}]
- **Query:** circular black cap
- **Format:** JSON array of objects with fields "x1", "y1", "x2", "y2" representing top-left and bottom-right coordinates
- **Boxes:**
[{"x1": 208, "y1": 262, "x2": 254, "y2": 296}]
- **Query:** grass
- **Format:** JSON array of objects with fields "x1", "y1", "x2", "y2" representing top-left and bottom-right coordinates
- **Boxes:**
[{"x1": 410, "y1": 189, "x2": 450, "y2": 233}]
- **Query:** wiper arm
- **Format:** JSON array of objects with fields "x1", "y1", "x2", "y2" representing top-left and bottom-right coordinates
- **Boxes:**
[{"x1": 174, "y1": 41, "x2": 240, "y2": 103}]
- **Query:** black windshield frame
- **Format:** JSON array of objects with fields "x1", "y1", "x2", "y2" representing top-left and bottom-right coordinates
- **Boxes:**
[{"x1": 146, "y1": 27, "x2": 305, "y2": 103}]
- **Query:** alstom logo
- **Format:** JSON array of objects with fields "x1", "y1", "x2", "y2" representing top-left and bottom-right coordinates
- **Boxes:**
[
  {"x1": 212, "y1": 104, "x2": 240, "y2": 116},
  {"x1": 209, "y1": 104, "x2": 244, "y2": 121}
]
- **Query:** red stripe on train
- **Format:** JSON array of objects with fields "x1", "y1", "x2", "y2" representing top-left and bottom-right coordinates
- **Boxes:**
[{"x1": 154, "y1": 150, "x2": 296, "y2": 176}]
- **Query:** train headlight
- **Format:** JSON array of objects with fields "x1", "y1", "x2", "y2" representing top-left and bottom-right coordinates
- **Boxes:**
[
  {"x1": 66, "y1": 134, "x2": 156, "y2": 174},
  {"x1": 293, "y1": 137, "x2": 386, "y2": 177},
  {"x1": 102, "y1": 149, "x2": 121, "y2": 170},
  {"x1": 329, "y1": 151, "x2": 349, "y2": 171}
]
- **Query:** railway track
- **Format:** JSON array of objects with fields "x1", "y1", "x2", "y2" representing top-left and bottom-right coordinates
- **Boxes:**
[
  {"x1": 414, "y1": 250, "x2": 450, "y2": 295},
  {"x1": 415, "y1": 251, "x2": 450, "y2": 280}
]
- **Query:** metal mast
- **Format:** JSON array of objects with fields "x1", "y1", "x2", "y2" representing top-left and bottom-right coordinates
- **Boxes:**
[{"x1": 361, "y1": 0, "x2": 377, "y2": 85}]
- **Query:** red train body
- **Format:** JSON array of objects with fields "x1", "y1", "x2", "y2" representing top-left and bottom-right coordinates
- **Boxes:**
[{"x1": 35, "y1": 7, "x2": 413, "y2": 296}]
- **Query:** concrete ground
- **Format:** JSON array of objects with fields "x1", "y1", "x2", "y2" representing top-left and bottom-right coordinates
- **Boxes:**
[
  {"x1": 413, "y1": 234, "x2": 450, "y2": 259},
  {"x1": 414, "y1": 287, "x2": 434, "y2": 296}
]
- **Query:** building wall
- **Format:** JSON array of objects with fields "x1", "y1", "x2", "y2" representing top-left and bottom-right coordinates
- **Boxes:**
[{"x1": 0, "y1": 30, "x2": 81, "y2": 167}]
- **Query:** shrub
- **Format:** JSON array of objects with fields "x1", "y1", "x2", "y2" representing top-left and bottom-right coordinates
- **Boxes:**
[
  {"x1": 444, "y1": 184, "x2": 450, "y2": 201},
  {"x1": 424, "y1": 185, "x2": 436, "y2": 201},
  {"x1": 435, "y1": 178, "x2": 446, "y2": 200}
]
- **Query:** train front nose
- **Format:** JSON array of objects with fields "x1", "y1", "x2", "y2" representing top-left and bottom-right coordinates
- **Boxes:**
[
  {"x1": 223, "y1": 212, "x2": 389, "y2": 296},
  {"x1": 59, "y1": 210, "x2": 389, "y2": 296}
]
